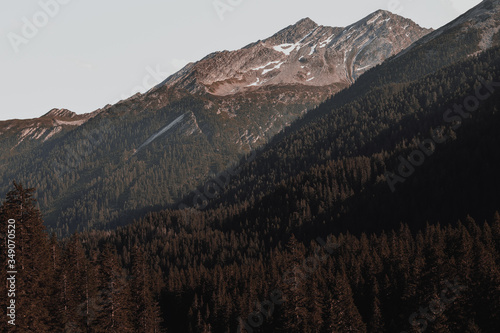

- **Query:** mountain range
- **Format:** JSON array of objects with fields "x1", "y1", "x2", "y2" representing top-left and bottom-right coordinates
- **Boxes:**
[
  {"x1": 2, "y1": 1, "x2": 500, "y2": 332},
  {"x1": 0, "y1": 0, "x2": 499, "y2": 237},
  {"x1": 0, "y1": 9, "x2": 432, "y2": 234}
]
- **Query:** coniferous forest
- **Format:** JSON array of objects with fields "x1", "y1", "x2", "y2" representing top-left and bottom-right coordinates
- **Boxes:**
[
  {"x1": 2, "y1": 2, "x2": 500, "y2": 332},
  {"x1": 1, "y1": 182, "x2": 500, "y2": 332},
  {"x1": 2, "y1": 44, "x2": 500, "y2": 332}
]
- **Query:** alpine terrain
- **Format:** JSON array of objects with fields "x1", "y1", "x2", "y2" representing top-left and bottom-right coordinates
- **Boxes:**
[
  {"x1": 0, "y1": 10, "x2": 430, "y2": 235},
  {"x1": 1, "y1": 1, "x2": 500, "y2": 332}
]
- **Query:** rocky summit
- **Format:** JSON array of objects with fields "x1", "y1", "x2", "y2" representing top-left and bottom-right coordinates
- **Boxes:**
[{"x1": 159, "y1": 10, "x2": 431, "y2": 95}]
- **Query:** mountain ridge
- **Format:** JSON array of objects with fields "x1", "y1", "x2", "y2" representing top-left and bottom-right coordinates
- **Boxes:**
[
  {"x1": 394, "y1": 0, "x2": 500, "y2": 60},
  {"x1": 1, "y1": 10, "x2": 430, "y2": 152},
  {"x1": 0, "y1": 108, "x2": 102, "y2": 146},
  {"x1": 157, "y1": 11, "x2": 431, "y2": 95}
]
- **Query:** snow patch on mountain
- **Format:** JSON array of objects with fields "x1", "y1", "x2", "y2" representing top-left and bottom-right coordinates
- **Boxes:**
[
  {"x1": 262, "y1": 62, "x2": 285, "y2": 75},
  {"x1": 252, "y1": 61, "x2": 280, "y2": 71},
  {"x1": 273, "y1": 43, "x2": 300, "y2": 55},
  {"x1": 134, "y1": 114, "x2": 186, "y2": 154}
]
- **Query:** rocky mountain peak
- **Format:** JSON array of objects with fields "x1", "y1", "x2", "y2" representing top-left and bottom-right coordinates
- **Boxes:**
[
  {"x1": 266, "y1": 17, "x2": 319, "y2": 45},
  {"x1": 157, "y1": 11, "x2": 431, "y2": 96},
  {"x1": 42, "y1": 108, "x2": 77, "y2": 119},
  {"x1": 296, "y1": 17, "x2": 317, "y2": 27}
]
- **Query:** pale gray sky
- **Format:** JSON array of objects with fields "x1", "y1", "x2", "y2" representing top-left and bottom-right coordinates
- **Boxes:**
[{"x1": 0, "y1": 0, "x2": 482, "y2": 120}]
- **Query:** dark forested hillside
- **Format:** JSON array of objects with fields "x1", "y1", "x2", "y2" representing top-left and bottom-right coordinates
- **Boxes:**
[
  {"x1": 2, "y1": 183, "x2": 499, "y2": 332},
  {"x1": 0, "y1": 183, "x2": 162, "y2": 332},
  {"x1": 185, "y1": 46, "x2": 500, "y2": 237},
  {"x1": 15, "y1": 44, "x2": 495, "y2": 332},
  {"x1": 1, "y1": 1, "x2": 498, "y2": 239},
  {"x1": 69, "y1": 44, "x2": 500, "y2": 333},
  {"x1": 0, "y1": 84, "x2": 327, "y2": 236}
]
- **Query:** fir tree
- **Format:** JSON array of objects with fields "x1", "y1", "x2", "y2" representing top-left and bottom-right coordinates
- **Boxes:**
[
  {"x1": 328, "y1": 270, "x2": 366, "y2": 332},
  {"x1": 0, "y1": 182, "x2": 52, "y2": 331},
  {"x1": 130, "y1": 245, "x2": 162, "y2": 332},
  {"x1": 95, "y1": 244, "x2": 133, "y2": 332}
]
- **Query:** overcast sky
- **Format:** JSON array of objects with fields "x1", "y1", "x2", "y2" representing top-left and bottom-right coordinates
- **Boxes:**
[{"x1": 0, "y1": 0, "x2": 482, "y2": 120}]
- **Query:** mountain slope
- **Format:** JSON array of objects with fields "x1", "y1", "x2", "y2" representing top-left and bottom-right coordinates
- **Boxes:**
[
  {"x1": 257, "y1": 0, "x2": 500, "y2": 159},
  {"x1": 346, "y1": 0, "x2": 500, "y2": 97},
  {"x1": 0, "y1": 11, "x2": 429, "y2": 235},
  {"x1": 398, "y1": 0, "x2": 500, "y2": 58},
  {"x1": 74, "y1": 46, "x2": 500, "y2": 333},
  {"x1": 183, "y1": 0, "x2": 500, "y2": 232},
  {"x1": 196, "y1": 46, "x2": 500, "y2": 235}
]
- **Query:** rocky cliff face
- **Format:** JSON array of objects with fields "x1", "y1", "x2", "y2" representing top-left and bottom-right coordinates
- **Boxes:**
[
  {"x1": 0, "y1": 108, "x2": 102, "y2": 146},
  {"x1": 159, "y1": 11, "x2": 431, "y2": 95}
]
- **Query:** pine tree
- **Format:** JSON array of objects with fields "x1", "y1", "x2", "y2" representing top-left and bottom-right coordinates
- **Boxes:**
[
  {"x1": 0, "y1": 182, "x2": 52, "y2": 331},
  {"x1": 305, "y1": 278, "x2": 324, "y2": 332},
  {"x1": 130, "y1": 245, "x2": 162, "y2": 332},
  {"x1": 492, "y1": 211, "x2": 500, "y2": 254},
  {"x1": 95, "y1": 244, "x2": 133, "y2": 332},
  {"x1": 61, "y1": 233, "x2": 98, "y2": 331},
  {"x1": 47, "y1": 233, "x2": 65, "y2": 330},
  {"x1": 368, "y1": 277, "x2": 384, "y2": 332},
  {"x1": 279, "y1": 235, "x2": 309, "y2": 332},
  {"x1": 328, "y1": 270, "x2": 366, "y2": 332}
]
